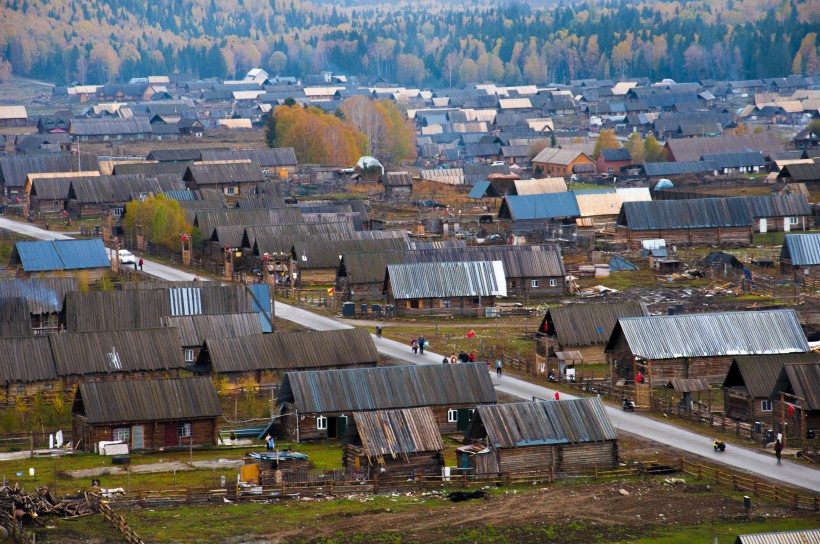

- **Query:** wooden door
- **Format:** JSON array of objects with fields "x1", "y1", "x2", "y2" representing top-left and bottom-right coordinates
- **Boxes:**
[
  {"x1": 165, "y1": 423, "x2": 178, "y2": 447},
  {"x1": 131, "y1": 426, "x2": 143, "y2": 450}
]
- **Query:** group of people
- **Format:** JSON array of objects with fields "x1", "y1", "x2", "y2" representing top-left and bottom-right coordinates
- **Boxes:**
[
  {"x1": 442, "y1": 351, "x2": 476, "y2": 364},
  {"x1": 410, "y1": 336, "x2": 426, "y2": 355}
]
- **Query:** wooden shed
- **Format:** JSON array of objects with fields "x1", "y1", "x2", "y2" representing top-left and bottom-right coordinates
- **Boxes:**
[
  {"x1": 12, "y1": 239, "x2": 111, "y2": 280},
  {"x1": 71, "y1": 377, "x2": 222, "y2": 452},
  {"x1": 780, "y1": 233, "x2": 820, "y2": 278},
  {"x1": 461, "y1": 398, "x2": 618, "y2": 476},
  {"x1": 276, "y1": 363, "x2": 497, "y2": 442},
  {"x1": 382, "y1": 171, "x2": 413, "y2": 196},
  {"x1": 605, "y1": 310, "x2": 810, "y2": 385},
  {"x1": 343, "y1": 407, "x2": 445, "y2": 480}
]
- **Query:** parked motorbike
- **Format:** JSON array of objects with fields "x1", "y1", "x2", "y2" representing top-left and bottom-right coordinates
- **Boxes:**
[
  {"x1": 622, "y1": 398, "x2": 636, "y2": 412},
  {"x1": 713, "y1": 439, "x2": 726, "y2": 452},
  {"x1": 547, "y1": 370, "x2": 556, "y2": 383}
]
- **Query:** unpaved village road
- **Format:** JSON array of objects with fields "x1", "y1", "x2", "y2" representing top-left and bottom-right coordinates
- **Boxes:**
[{"x1": 2, "y1": 217, "x2": 818, "y2": 493}]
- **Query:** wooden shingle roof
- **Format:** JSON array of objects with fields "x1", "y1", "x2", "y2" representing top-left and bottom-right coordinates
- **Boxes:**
[
  {"x1": 184, "y1": 162, "x2": 265, "y2": 185},
  {"x1": 74, "y1": 377, "x2": 221, "y2": 424},
  {"x1": 0, "y1": 335, "x2": 57, "y2": 383},
  {"x1": 542, "y1": 302, "x2": 649, "y2": 346},
  {"x1": 353, "y1": 407, "x2": 444, "y2": 461},
  {"x1": 162, "y1": 313, "x2": 263, "y2": 346},
  {"x1": 202, "y1": 328, "x2": 378, "y2": 373},
  {"x1": 278, "y1": 363, "x2": 497, "y2": 413}
]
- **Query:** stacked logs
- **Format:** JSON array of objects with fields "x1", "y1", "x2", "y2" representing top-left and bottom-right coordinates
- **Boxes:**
[{"x1": 0, "y1": 485, "x2": 95, "y2": 525}]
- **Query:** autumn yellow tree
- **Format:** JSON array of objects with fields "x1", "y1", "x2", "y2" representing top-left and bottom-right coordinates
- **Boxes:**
[
  {"x1": 644, "y1": 136, "x2": 664, "y2": 162},
  {"x1": 272, "y1": 103, "x2": 367, "y2": 166},
  {"x1": 625, "y1": 133, "x2": 646, "y2": 164},
  {"x1": 592, "y1": 129, "x2": 621, "y2": 158},
  {"x1": 124, "y1": 194, "x2": 192, "y2": 251}
]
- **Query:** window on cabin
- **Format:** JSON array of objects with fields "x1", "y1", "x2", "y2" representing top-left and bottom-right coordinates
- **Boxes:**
[
  {"x1": 549, "y1": 279, "x2": 558, "y2": 287},
  {"x1": 531, "y1": 280, "x2": 539, "y2": 288},
  {"x1": 316, "y1": 416, "x2": 328, "y2": 430},
  {"x1": 442, "y1": 299, "x2": 451, "y2": 308},
  {"x1": 447, "y1": 409, "x2": 458, "y2": 423},
  {"x1": 761, "y1": 400, "x2": 773, "y2": 412},
  {"x1": 178, "y1": 422, "x2": 192, "y2": 438},
  {"x1": 113, "y1": 427, "x2": 131, "y2": 442},
  {"x1": 789, "y1": 217, "x2": 798, "y2": 225},
  {"x1": 184, "y1": 349, "x2": 195, "y2": 362}
]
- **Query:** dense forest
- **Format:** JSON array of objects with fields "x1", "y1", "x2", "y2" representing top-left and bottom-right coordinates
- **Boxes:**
[{"x1": 0, "y1": 0, "x2": 817, "y2": 86}]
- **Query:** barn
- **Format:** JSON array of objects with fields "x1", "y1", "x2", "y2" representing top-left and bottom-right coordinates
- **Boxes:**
[
  {"x1": 71, "y1": 377, "x2": 221, "y2": 452},
  {"x1": 343, "y1": 407, "x2": 445, "y2": 480},
  {"x1": 276, "y1": 363, "x2": 496, "y2": 442},
  {"x1": 780, "y1": 233, "x2": 820, "y2": 278},
  {"x1": 461, "y1": 397, "x2": 618, "y2": 476}
]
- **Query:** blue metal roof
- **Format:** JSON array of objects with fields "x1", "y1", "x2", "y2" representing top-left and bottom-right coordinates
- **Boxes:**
[
  {"x1": 468, "y1": 181, "x2": 492, "y2": 199},
  {"x1": 16, "y1": 239, "x2": 110, "y2": 272},
  {"x1": 249, "y1": 284, "x2": 273, "y2": 333},
  {"x1": 781, "y1": 233, "x2": 820, "y2": 266},
  {"x1": 499, "y1": 193, "x2": 580, "y2": 220}
]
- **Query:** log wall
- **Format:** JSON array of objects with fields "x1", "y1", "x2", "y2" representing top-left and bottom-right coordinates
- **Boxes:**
[
  {"x1": 559, "y1": 441, "x2": 618, "y2": 469},
  {"x1": 497, "y1": 444, "x2": 557, "y2": 473},
  {"x1": 72, "y1": 416, "x2": 218, "y2": 452},
  {"x1": 616, "y1": 226, "x2": 753, "y2": 248}
]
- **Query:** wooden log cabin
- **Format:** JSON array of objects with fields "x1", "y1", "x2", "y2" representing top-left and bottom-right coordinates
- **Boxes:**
[
  {"x1": 780, "y1": 233, "x2": 820, "y2": 279},
  {"x1": 343, "y1": 407, "x2": 445, "y2": 480},
  {"x1": 604, "y1": 309, "x2": 810, "y2": 385},
  {"x1": 71, "y1": 377, "x2": 221, "y2": 452},
  {"x1": 615, "y1": 198, "x2": 754, "y2": 248},
  {"x1": 0, "y1": 278, "x2": 77, "y2": 334},
  {"x1": 722, "y1": 353, "x2": 820, "y2": 424},
  {"x1": 460, "y1": 397, "x2": 618, "y2": 476},
  {"x1": 276, "y1": 363, "x2": 497, "y2": 442},
  {"x1": 384, "y1": 261, "x2": 506, "y2": 317}
]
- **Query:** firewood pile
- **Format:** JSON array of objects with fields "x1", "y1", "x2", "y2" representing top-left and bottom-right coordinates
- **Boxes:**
[{"x1": 0, "y1": 485, "x2": 96, "y2": 525}]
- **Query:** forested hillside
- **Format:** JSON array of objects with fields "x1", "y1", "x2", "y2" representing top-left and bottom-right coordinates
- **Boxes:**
[{"x1": 0, "y1": 0, "x2": 817, "y2": 85}]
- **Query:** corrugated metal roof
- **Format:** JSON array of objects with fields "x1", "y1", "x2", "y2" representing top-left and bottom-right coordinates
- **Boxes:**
[
  {"x1": 468, "y1": 181, "x2": 498, "y2": 199},
  {"x1": 742, "y1": 195, "x2": 810, "y2": 218},
  {"x1": 51, "y1": 328, "x2": 185, "y2": 376},
  {"x1": 735, "y1": 528, "x2": 820, "y2": 544},
  {"x1": 642, "y1": 161, "x2": 717, "y2": 176},
  {"x1": 665, "y1": 133, "x2": 783, "y2": 162},
  {"x1": 76, "y1": 377, "x2": 221, "y2": 425},
  {"x1": 15, "y1": 239, "x2": 110, "y2": 272},
  {"x1": 499, "y1": 193, "x2": 581, "y2": 221},
  {"x1": 200, "y1": 148, "x2": 298, "y2": 167},
  {"x1": 353, "y1": 407, "x2": 444, "y2": 461},
  {"x1": 0, "y1": 155, "x2": 100, "y2": 188},
  {"x1": 203, "y1": 328, "x2": 377, "y2": 373},
  {"x1": 543, "y1": 302, "x2": 649, "y2": 346},
  {"x1": 781, "y1": 233, "x2": 820, "y2": 266},
  {"x1": 192, "y1": 208, "x2": 304, "y2": 240},
  {"x1": 0, "y1": 297, "x2": 32, "y2": 337},
  {"x1": 608, "y1": 310, "x2": 809, "y2": 360},
  {"x1": 162, "y1": 313, "x2": 263, "y2": 346},
  {"x1": 784, "y1": 363, "x2": 820, "y2": 410},
  {"x1": 468, "y1": 398, "x2": 617, "y2": 448},
  {"x1": 700, "y1": 151, "x2": 767, "y2": 168},
  {"x1": 341, "y1": 251, "x2": 405, "y2": 284},
  {"x1": 0, "y1": 336, "x2": 57, "y2": 383},
  {"x1": 404, "y1": 244, "x2": 565, "y2": 279},
  {"x1": 619, "y1": 198, "x2": 752, "y2": 230},
  {"x1": 185, "y1": 162, "x2": 265, "y2": 185},
  {"x1": 70, "y1": 118, "x2": 152, "y2": 136},
  {"x1": 387, "y1": 261, "x2": 506, "y2": 299},
  {"x1": 279, "y1": 363, "x2": 496, "y2": 413}
]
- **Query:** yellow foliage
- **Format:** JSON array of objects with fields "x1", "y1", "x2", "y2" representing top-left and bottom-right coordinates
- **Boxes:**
[
  {"x1": 272, "y1": 104, "x2": 367, "y2": 166},
  {"x1": 123, "y1": 194, "x2": 192, "y2": 252}
]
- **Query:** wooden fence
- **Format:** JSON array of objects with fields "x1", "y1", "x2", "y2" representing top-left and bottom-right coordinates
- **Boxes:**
[
  {"x1": 681, "y1": 459, "x2": 819, "y2": 511},
  {"x1": 0, "y1": 506, "x2": 35, "y2": 544},
  {"x1": 89, "y1": 493, "x2": 145, "y2": 544},
  {"x1": 103, "y1": 458, "x2": 683, "y2": 508}
]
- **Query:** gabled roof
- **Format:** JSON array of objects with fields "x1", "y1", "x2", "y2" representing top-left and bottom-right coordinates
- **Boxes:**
[
  {"x1": 498, "y1": 193, "x2": 580, "y2": 220},
  {"x1": 599, "y1": 148, "x2": 632, "y2": 162},
  {"x1": 162, "y1": 313, "x2": 263, "y2": 346},
  {"x1": 700, "y1": 151, "x2": 766, "y2": 168},
  {"x1": 724, "y1": 353, "x2": 819, "y2": 399},
  {"x1": 74, "y1": 377, "x2": 221, "y2": 424},
  {"x1": 642, "y1": 160, "x2": 717, "y2": 177},
  {"x1": 618, "y1": 198, "x2": 752, "y2": 230},
  {"x1": 51, "y1": 328, "x2": 185, "y2": 376},
  {"x1": 511, "y1": 177, "x2": 567, "y2": 195},
  {"x1": 734, "y1": 528, "x2": 820, "y2": 544},
  {"x1": 542, "y1": 302, "x2": 649, "y2": 346},
  {"x1": 201, "y1": 328, "x2": 378, "y2": 373},
  {"x1": 70, "y1": 118, "x2": 152, "y2": 136},
  {"x1": 665, "y1": 133, "x2": 783, "y2": 162},
  {"x1": 781, "y1": 233, "x2": 820, "y2": 266},
  {"x1": 777, "y1": 163, "x2": 820, "y2": 182},
  {"x1": 468, "y1": 180, "x2": 501, "y2": 199},
  {"x1": 184, "y1": 162, "x2": 265, "y2": 185},
  {"x1": 0, "y1": 278, "x2": 77, "y2": 314},
  {"x1": 15, "y1": 239, "x2": 110, "y2": 272},
  {"x1": 532, "y1": 147, "x2": 592, "y2": 165},
  {"x1": 0, "y1": 336, "x2": 57, "y2": 383},
  {"x1": 784, "y1": 363, "x2": 820, "y2": 411},
  {"x1": 386, "y1": 261, "x2": 506, "y2": 299},
  {"x1": 199, "y1": 148, "x2": 298, "y2": 167},
  {"x1": 340, "y1": 251, "x2": 405, "y2": 283},
  {"x1": 606, "y1": 310, "x2": 809, "y2": 360},
  {"x1": 0, "y1": 297, "x2": 32, "y2": 337},
  {"x1": 353, "y1": 407, "x2": 444, "y2": 461},
  {"x1": 383, "y1": 171, "x2": 413, "y2": 187},
  {"x1": 278, "y1": 363, "x2": 497, "y2": 413},
  {"x1": 465, "y1": 398, "x2": 616, "y2": 448},
  {"x1": 403, "y1": 244, "x2": 565, "y2": 278},
  {"x1": 0, "y1": 155, "x2": 100, "y2": 188}
]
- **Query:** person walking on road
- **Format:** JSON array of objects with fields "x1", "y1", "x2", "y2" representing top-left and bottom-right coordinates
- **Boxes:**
[
  {"x1": 138, "y1": 258, "x2": 144, "y2": 271},
  {"x1": 775, "y1": 439, "x2": 783, "y2": 463},
  {"x1": 495, "y1": 359, "x2": 503, "y2": 378},
  {"x1": 554, "y1": 390, "x2": 560, "y2": 400},
  {"x1": 411, "y1": 338, "x2": 418, "y2": 355},
  {"x1": 418, "y1": 336, "x2": 425, "y2": 355}
]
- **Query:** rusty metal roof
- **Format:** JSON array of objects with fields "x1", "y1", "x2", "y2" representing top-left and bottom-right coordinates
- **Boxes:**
[
  {"x1": 278, "y1": 363, "x2": 497, "y2": 413},
  {"x1": 353, "y1": 407, "x2": 444, "y2": 461},
  {"x1": 466, "y1": 397, "x2": 616, "y2": 448}
]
